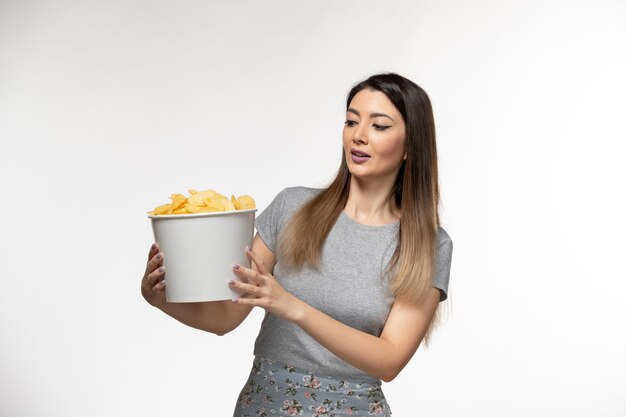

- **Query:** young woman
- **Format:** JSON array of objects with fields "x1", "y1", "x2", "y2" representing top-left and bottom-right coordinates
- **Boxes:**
[{"x1": 141, "y1": 73, "x2": 453, "y2": 416}]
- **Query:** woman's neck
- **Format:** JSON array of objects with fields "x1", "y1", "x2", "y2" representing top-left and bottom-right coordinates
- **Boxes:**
[{"x1": 343, "y1": 176, "x2": 401, "y2": 225}]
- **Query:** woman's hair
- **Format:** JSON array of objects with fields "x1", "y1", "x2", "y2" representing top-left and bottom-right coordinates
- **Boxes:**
[{"x1": 276, "y1": 72, "x2": 444, "y2": 347}]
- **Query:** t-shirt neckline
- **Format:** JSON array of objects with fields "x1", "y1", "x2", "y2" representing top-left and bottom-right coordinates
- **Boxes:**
[{"x1": 338, "y1": 210, "x2": 400, "y2": 231}]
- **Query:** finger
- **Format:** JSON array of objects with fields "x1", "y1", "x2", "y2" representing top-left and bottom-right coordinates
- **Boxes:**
[
  {"x1": 146, "y1": 251, "x2": 164, "y2": 274},
  {"x1": 245, "y1": 245, "x2": 268, "y2": 275},
  {"x1": 146, "y1": 267, "x2": 164, "y2": 287},
  {"x1": 228, "y1": 279, "x2": 260, "y2": 296},
  {"x1": 147, "y1": 266, "x2": 166, "y2": 287},
  {"x1": 152, "y1": 279, "x2": 165, "y2": 293},
  {"x1": 249, "y1": 271, "x2": 266, "y2": 286},
  {"x1": 232, "y1": 297, "x2": 257, "y2": 306},
  {"x1": 233, "y1": 297, "x2": 268, "y2": 308},
  {"x1": 148, "y1": 242, "x2": 159, "y2": 261},
  {"x1": 232, "y1": 264, "x2": 265, "y2": 286}
]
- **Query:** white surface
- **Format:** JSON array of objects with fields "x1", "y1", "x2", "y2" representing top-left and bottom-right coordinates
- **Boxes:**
[
  {"x1": 1, "y1": 1, "x2": 625, "y2": 416},
  {"x1": 149, "y1": 210, "x2": 256, "y2": 302}
]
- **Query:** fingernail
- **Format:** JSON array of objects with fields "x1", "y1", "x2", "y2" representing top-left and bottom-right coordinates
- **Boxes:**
[
  {"x1": 159, "y1": 266, "x2": 165, "y2": 272},
  {"x1": 232, "y1": 264, "x2": 240, "y2": 270},
  {"x1": 232, "y1": 298, "x2": 238, "y2": 303},
  {"x1": 156, "y1": 253, "x2": 162, "y2": 259},
  {"x1": 245, "y1": 245, "x2": 251, "y2": 252},
  {"x1": 228, "y1": 280, "x2": 235, "y2": 285}
]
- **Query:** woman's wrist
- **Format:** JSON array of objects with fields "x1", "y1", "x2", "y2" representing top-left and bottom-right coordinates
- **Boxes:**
[{"x1": 288, "y1": 298, "x2": 309, "y2": 325}]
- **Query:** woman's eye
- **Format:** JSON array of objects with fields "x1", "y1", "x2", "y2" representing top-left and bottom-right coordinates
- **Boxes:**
[
  {"x1": 373, "y1": 124, "x2": 390, "y2": 131},
  {"x1": 344, "y1": 120, "x2": 357, "y2": 127}
]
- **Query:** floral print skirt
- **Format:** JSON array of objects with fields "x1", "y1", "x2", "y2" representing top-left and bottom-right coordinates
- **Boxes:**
[{"x1": 232, "y1": 356, "x2": 392, "y2": 416}]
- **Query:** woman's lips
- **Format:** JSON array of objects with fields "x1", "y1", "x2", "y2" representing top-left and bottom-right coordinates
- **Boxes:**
[
  {"x1": 350, "y1": 154, "x2": 370, "y2": 163},
  {"x1": 351, "y1": 148, "x2": 370, "y2": 157},
  {"x1": 350, "y1": 147, "x2": 371, "y2": 163}
]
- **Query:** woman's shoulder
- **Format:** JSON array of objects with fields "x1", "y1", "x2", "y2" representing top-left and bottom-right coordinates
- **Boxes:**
[
  {"x1": 283, "y1": 185, "x2": 323, "y2": 196},
  {"x1": 436, "y1": 225, "x2": 453, "y2": 247},
  {"x1": 280, "y1": 186, "x2": 323, "y2": 206}
]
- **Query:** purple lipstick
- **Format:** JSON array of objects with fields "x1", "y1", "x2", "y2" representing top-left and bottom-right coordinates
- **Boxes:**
[{"x1": 350, "y1": 148, "x2": 370, "y2": 164}]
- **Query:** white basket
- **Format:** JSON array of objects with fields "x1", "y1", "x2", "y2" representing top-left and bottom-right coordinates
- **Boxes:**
[{"x1": 148, "y1": 209, "x2": 257, "y2": 302}]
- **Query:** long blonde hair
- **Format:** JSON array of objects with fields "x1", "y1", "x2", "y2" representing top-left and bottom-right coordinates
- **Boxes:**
[{"x1": 277, "y1": 73, "x2": 444, "y2": 347}]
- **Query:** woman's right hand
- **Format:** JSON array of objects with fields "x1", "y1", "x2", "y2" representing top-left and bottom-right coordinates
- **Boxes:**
[{"x1": 141, "y1": 242, "x2": 166, "y2": 307}]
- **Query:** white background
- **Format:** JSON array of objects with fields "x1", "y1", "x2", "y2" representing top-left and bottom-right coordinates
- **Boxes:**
[{"x1": 1, "y1": 1, "x2": 625, "y2": 416}]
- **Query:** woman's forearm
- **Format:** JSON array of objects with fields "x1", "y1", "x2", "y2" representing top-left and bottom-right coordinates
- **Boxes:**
[
  {"x1": 151, "y1": 299, "x2": 251, "y2": 336},
  {"x1": 291, "y1": 303, "x2": 399, "y2": 382}
]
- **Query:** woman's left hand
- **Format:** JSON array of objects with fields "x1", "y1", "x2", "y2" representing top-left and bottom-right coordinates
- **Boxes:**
[{"x1": 229, "y1": 246, "x2": 304, "y2": 323}]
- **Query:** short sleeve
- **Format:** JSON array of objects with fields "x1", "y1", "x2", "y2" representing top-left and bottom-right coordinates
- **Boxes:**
[
  {"x1": 432, "y1": 238, "x2": 453, "y2": 302},
  {"x1": 254, "y1": 188, "x2": 289, "y2": 253}
]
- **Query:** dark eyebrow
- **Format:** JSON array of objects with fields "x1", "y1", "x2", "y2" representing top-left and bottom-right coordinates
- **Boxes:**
[{"x1": 346, "y1": 108, "x2": 394, "y2": 122}]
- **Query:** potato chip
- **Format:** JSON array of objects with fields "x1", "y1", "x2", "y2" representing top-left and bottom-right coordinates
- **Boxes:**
[
  {"x1": 237, "y1": 195, "x2": 256, "y2": 210},
  {"x1": 184, "y1": 204, "x2": 202, "y2": 213},
  {"x1": 149, "y1": 203, "x2": 172, "y2": 215},
  {"x1": 187, "y1": 193, "x2": 207, "y2": 207},
  {"x1": 231, "y1": 195, "x2": 240, "y2": 210},
  {"x1": 204, "y1": 200, "x2": 225, "y2": 212},
  {"x1": 224, "y1": 199, "x2": 236, "y2": 211},
  {"x1": 170, "y1": 193, "x2": 187, "y2": 210}
]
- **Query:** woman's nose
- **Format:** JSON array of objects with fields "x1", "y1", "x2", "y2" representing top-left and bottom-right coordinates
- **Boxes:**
[
  {"x1": 352, "y1": 124, "x2": 367, "y2": 144},
  {"x1": 352, "y1": 137, "x2": 365, "y2": 146}
]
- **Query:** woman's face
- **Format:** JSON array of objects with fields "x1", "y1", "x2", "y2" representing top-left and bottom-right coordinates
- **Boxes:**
[{"x1": 342, "y1": 88, "x2": 407, "y2": 182}]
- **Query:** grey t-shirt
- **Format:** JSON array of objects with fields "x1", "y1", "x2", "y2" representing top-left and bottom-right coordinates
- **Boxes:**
[{"x1": 253, "y1": 186, "x2": 453, "y2": 383}]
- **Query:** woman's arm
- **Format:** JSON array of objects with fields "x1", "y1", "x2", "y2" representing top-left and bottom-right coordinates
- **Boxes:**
[
  {"x1": 291, "y1": 288, "x2": 441, "y2": 382},
  {"x1": 230, "y1": 247, "x2": 441, "y2": 382},
  {"x1": 147, "y1": 299, "x2": 251, "y2": 336},
  {"x1": 143, "y1": 233, "x2": 275, "y2": 335}
]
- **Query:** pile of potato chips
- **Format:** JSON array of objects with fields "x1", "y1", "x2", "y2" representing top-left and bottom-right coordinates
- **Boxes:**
[{"x1": 148, "y1": 188, "x2": 256, "y2": 215}]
